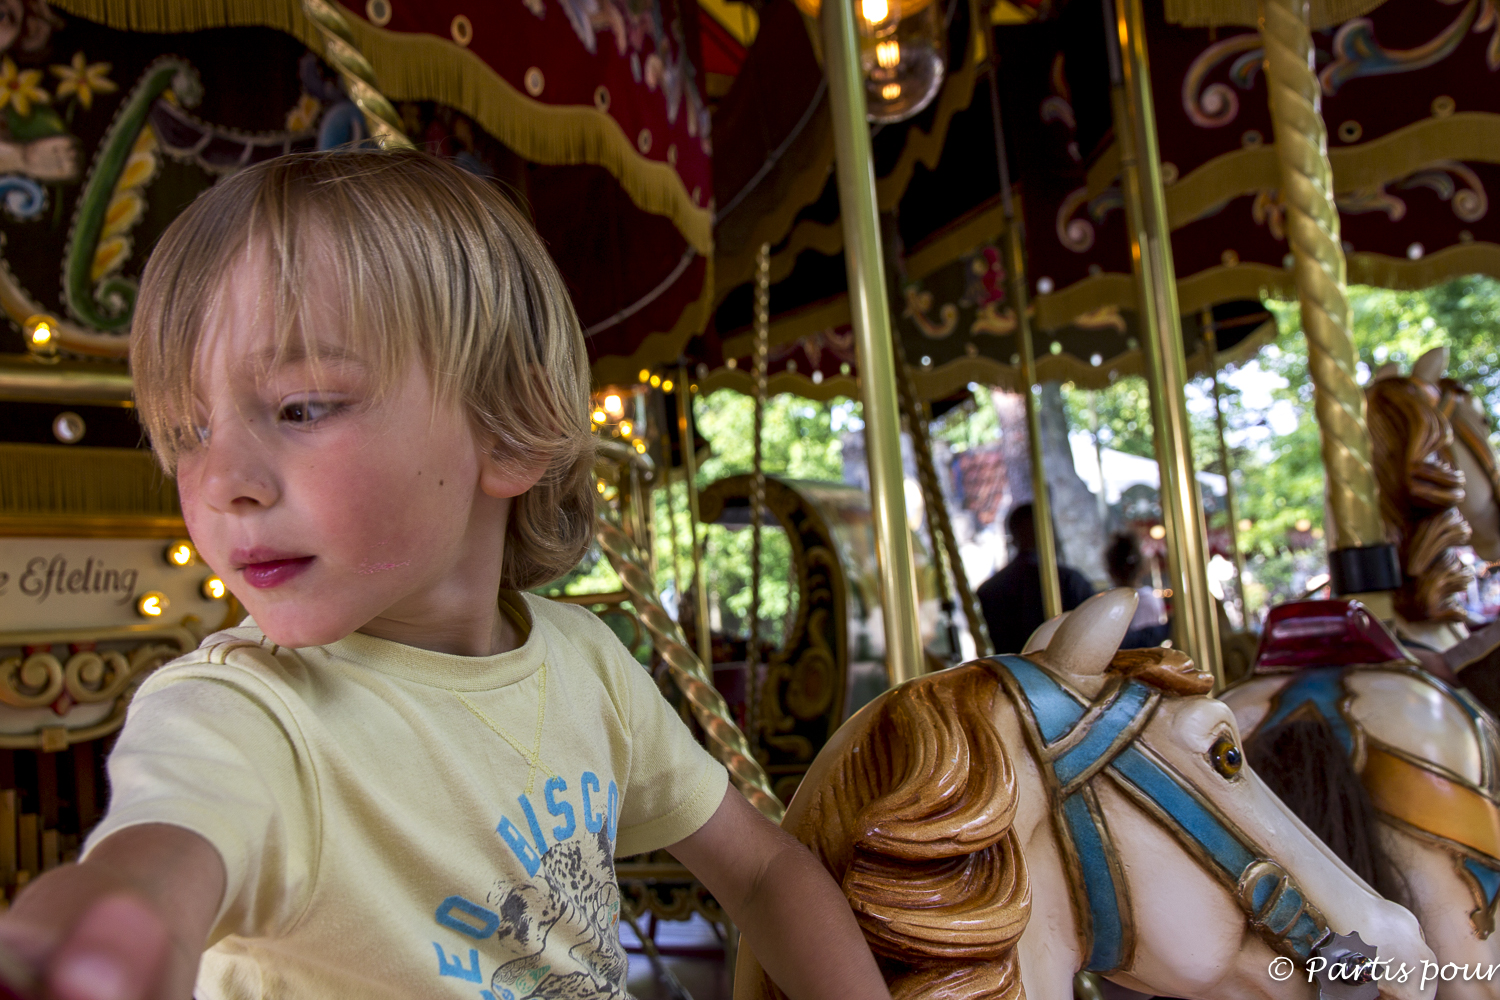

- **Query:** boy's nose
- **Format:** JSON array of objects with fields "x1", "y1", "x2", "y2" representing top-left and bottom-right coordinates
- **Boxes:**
[{"x1": 188, "y1": 422, "x2": 280, "y2": 512}]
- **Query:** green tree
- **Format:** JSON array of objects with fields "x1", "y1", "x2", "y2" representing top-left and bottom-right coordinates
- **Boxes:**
[{"x1": 654, "y1": 390, "x2": 861, "y2": 646}]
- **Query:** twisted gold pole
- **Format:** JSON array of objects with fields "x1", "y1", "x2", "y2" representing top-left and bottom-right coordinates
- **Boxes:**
[
  {"x1": 746, "y1": 242, "x2": 771, "y2": 751},
  {"x1": 299, "y1": 0, "x2": 414, "y2": 148},
  {"x1": 892, "y1": 324, "x2": 992, "y2": 657},
  {"x1": 596, "y1": 520, "x2": 785, "y2": 822},
  {"x1": 1260, "y1": 0, "x2": 1382, "y2": 550}
]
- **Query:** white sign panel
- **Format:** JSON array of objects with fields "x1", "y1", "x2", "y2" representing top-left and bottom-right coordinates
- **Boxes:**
[{"x1": 0, "y1": 537, "x2": 228, "y2": 632}]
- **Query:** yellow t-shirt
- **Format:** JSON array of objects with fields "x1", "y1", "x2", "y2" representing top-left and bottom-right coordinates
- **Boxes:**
[{"x1": 84, "y1": 592, "x2": 728, "y2": 999}]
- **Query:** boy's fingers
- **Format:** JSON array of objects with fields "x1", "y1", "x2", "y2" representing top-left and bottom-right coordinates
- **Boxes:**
[{"x1": 48, "y1": 896, "x2": 169, "y2": 1000}]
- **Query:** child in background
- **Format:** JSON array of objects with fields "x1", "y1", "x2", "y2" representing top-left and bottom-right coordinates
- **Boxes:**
[{"x1": 0, "y1": 150, "x2": 890, "y2": 1000}]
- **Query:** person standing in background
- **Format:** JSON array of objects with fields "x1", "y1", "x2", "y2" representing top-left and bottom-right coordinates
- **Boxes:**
[
  {"x1": 978, "y1": 503, "x2": 1095, "y2": 653},
  {"x1": 1107, "y1": 531, "x2": 1171, "y2": 649}
]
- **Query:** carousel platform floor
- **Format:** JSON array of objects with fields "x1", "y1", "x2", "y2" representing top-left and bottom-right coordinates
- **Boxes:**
[{"x1": 623, "y1": 912, "x2": 734, "y2": 1000}]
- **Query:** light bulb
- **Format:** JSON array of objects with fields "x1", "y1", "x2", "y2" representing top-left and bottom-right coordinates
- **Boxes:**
[
  {"x1": 861, "y1": 0, "x2": 888, "y2": 22},
  {"x1": 202, "y1": 576, "x2": 227, "y2": 600},
  {"x1": 876, "y1": 39, "x2": 900, "y2": 69},
  {"x1": 137, "y1": 592, "x2": 168, "y2": 618},
  {"x1": 638, "y1": 368, "x2": 650, "y2": 383},
  {"x1": 604, "y1": 394, "x2": 624, "y2": 416},
  {"x1": 164, "y1": 541, "x2": 196, "y2": 567},
  {"x1": 618, "y1": 420, "x2": 634, "y2": 437},
  {"x1": 881, "y1": 82, "x2": 902, "y2": 100},
  {"x1": 661, "y1": 379, "x2": 674, "y2": 393}
]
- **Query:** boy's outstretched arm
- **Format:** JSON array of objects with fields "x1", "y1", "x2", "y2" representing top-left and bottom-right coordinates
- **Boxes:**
[
  {"x1": 668, "y1": 787, "x2": 893, "y2": 1000},
  {"x1": 0, "y1": 824, "x2": 223, "y2": 1000}
]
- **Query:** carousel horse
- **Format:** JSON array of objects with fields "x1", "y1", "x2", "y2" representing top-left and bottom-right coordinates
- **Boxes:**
[
  {"x1": 1225, "y1": 601, "x2": 1500, "y2": 1000},
  {"x1": 1223, "y1": 350, "x2": 1500, "y2": 999},
  {"x1": 734, "y1": 590, "x2": 1434, "y2": 1000},
  {"x1": 1365, "y1": 347, "x2": 1500, "y2": 658}
]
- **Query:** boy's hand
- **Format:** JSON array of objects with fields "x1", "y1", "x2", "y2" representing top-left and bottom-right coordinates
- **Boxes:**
[{"x1": 0, "y1": 825, "x2": 224, "y2": 1000}]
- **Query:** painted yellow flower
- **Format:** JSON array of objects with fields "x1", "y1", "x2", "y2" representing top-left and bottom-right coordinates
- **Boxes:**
[
  {"x1": 0, "y1": 58, "x2": 49, "y2": 117},
  {"x1": 51, "y1": 52, "x2": 115, "y2": 111}
]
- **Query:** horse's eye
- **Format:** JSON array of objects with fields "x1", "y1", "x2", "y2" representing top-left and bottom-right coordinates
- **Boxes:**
[{"x1": 1210, "y1": 735, "x2": 1243, "y2": 778}]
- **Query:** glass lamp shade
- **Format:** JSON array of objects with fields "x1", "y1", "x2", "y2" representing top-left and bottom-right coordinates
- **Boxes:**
[{"x1": 860, "y1": 3, "x2": 945, "y2": 123}]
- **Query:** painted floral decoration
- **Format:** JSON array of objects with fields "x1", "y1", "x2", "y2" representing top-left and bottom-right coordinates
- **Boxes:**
[
  {"x1": 0, "y1": 57, "x2": 48, "y2": 117},
  {"x1": 50, "y1": 52, "x2": 115, "y2": 111}
]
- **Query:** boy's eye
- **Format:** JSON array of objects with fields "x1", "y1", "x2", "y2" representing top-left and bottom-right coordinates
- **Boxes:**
[{"x1": 279, "y1": 400, "x2": 339, "y2": 424}]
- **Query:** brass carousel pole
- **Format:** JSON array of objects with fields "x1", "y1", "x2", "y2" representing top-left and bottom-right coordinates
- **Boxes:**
[
  {"x1": 821, "y1": 0, "x2": 926, "y2": 684},
  {"x1": 1259, "y1": 0, "x2": 1399, "y2": 604},
  {"x1": 1203, "y1": 319, "x2": 1247, "y2": 623},
  {"x1": 982, "y1": 0, "x2": 1062, "y2": 618},
  {"x1": 1107, "y1": 0, "x2": 1222, "y2": 683},
  {"x1": 677, "y1": 367, "x2": 715, "y2": 668}
]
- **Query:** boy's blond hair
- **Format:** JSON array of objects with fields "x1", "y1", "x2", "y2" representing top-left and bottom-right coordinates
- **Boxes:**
[{"x1": 131, "y1": 148, "x2": 596, "y2": 590}]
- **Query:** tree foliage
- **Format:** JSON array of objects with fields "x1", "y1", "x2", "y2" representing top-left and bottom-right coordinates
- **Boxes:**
[{"x1": 1062, "y1": 276, "x2": 1500, "y2": 616}]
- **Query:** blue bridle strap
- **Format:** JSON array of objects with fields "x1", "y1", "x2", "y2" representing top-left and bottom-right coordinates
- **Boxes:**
[{"x1": 991, "y1": 655, "x2": 1332, "y2": 973}]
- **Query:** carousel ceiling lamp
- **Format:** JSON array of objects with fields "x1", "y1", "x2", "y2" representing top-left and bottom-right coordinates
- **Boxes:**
[{"x1": 793, "y1": 0, "x2": 946, "y2": 122}]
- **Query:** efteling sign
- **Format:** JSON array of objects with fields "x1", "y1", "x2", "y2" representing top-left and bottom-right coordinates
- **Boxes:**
[{"x1": 0, "y1": 538, "x2": 224, "y2": 632}]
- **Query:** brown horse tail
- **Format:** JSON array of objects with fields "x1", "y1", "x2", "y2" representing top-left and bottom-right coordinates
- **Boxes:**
[{"x1": 770, "y1": 663, "x2": 1031, "y2": 1000}]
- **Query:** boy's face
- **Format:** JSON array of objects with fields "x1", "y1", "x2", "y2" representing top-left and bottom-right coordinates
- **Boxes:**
[{"x1": 175, "y1": 253, "x2": 525, "y2": 650}]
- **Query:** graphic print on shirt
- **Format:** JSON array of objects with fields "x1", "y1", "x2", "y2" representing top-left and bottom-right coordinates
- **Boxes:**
[
  {"x1": 432, "y1": 769, "x2": 627, "y2": 998},
  {"x1": 487, "y1": 824, "x2": 626, "y2": 999}
]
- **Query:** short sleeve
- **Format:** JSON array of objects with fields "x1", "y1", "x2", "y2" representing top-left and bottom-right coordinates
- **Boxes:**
[
  {"x1": 83, "y1": 668, "x2": 320, "y2": 944},
  {"x1": 607, "y1": 643, "x2": 728, "y2": 856}
]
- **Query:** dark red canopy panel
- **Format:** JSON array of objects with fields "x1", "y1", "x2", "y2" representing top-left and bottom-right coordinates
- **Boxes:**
[
  {"x1": 22, "y1": 0, "x2": 719, "y2": 385},
  {"x1": 698, "y1": 0, "x2": 1499, "y2": 401},
  {"x1": 1023, "y1": 0, "x2": 1500, "y2": 330}
]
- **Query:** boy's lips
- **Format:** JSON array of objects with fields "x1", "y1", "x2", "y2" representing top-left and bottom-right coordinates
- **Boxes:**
[{"x1": 235, "y1": 551, "x2": 315, "y2": 589}]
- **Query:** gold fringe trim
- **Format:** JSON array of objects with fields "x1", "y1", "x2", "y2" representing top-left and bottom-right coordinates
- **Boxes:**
[
  {"x1": 720, "y1": 294, "x2": 849, "y2": 360},
  {"x1": 1330, "y1": 112, "x2": 1500, "y2": 192},
  {"x1": 758, "y1": 19, "x2": 985, "y2": 287},
  {"x1": 906, "y1": 198, "x2": 1006, "y2": 280},
  {"x1": 1089, "y1": 114, "x2": 1500, "y2": 228},
  {"x1": 699, "y1": 365, "x2": 860, "y2": 401},
  {"x1": 1163, "y1": 0, "x2": 1383, "y2": 29},
  {"x1": 589, "y1": 256, "x2": 717, "y2": 387},
  {"x1": 714, "y1": 102, "x2": 836, "y2": 301},
  {"x1": 874, "y1": 37, "x2": 982, "y2": 211},
  {"x1": 1166, "y1": 146, "x2": 1280, "y2": 229},
  {"x1": 1033, "y1": 263, "x2": 1296, "y2": 331},
  {"x1": 0, "y1": 443, "x2": 178, "y2": 518},
  {"x1": 1346, "y1": 242, "x2": 1500, "y2": 290},
  {"x1": 770, "y1": 217, "x2": 842, "y2": 286},
  {"x1": 49, "y1": 0, "x2": 712, "y2": 254},
  {"x1": 704, "y1": 315, "x2": 1278, "y2": 402}
]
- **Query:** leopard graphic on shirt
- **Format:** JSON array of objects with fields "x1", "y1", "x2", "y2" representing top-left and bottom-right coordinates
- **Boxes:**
[{"x1": 487, "y1": 825, "x2": 629, "y2": 999}]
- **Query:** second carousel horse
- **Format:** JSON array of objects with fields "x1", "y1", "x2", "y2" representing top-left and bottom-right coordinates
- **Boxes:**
[
  {"x1": 1222, "y1": 349, "x2": 1500, "y2": 998},
  {"x1": 1225, "y1": 601, "x2": 1500, "y2": 1000},
  {"x1": 735, "y1": 590, "x2": 1434, "y2": 1000}
]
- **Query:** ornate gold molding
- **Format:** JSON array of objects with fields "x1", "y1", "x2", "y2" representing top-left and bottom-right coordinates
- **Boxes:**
[{"x1": 0, "y1": 622, "x2": 193, "y2": 750}]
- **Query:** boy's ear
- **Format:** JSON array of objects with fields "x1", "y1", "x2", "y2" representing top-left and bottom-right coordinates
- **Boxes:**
[{"x1": 476, "y1": 438, "x2": 549, "y2": 500}]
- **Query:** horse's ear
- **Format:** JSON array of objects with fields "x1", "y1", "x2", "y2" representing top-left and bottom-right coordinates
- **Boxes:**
[
  {"x1": 1373, "y1": 362, "x2": 1401, "y2": 382},
  {"x1": 1034, "y1": 588, "x2": 1137, "y2": 677},
  {"x1": 1023, "y1": 613, "x2": 1067, "y2": 654},
  {"x1": 1413, "y1": 346, "x2": 1448, "y2": 384}
]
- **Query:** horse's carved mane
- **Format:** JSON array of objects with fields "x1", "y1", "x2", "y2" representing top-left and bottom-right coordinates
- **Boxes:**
[
  {"x1": 1366, "y1": 374, "x2": 1472, "y2": 622},
  {"x1": 758, "y1": 663, "x2": 1030, "y2": 1000}
]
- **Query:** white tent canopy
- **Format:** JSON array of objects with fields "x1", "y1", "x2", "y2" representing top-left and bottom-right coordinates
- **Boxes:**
[{"x1": 1070, "y1": 432, "x2": 1226, "y2": 506}]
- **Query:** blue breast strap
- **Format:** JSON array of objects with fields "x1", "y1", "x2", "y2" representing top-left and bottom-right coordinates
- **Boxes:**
[{"x1": 990, "y1": 655, "x2": 1334, "y2": 974}]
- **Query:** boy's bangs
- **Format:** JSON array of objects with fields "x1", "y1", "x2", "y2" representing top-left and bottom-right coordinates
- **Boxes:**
[{"x1": 133, "y1": 173, "x2": 408, "y2": 469}]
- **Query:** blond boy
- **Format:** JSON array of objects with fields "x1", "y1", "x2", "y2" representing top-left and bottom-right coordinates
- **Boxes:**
[{"x1": 0, "y1": 150, "x2": 889, "y2": 1000}]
